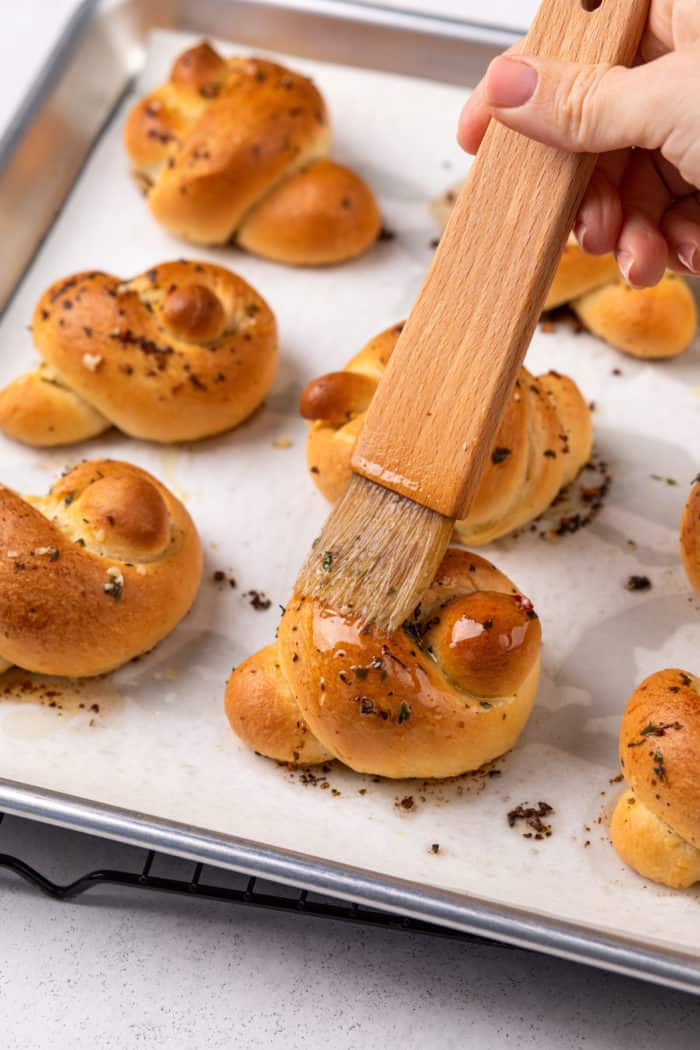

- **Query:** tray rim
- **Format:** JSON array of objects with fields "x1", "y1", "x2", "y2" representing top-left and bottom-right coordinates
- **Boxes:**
[
  {"x1": 0, "y1": 0, "x2": 520, "y2": 172},
  {"x1": 0, "y1": 0, "x2": 698, "y2": 994},
  {"x1": 2, "y1": 775, "x2": 699, "y2": 994}
]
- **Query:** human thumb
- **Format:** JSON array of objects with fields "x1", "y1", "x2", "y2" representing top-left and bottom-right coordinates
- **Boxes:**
[{"x1": 482, "y1": 49, "x2": 698, "y2": 160}]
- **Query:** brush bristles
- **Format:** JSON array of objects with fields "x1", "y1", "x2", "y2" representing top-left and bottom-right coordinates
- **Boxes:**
[{"x1": 296, "y1": 474, "x2": 454, "y2": 634}]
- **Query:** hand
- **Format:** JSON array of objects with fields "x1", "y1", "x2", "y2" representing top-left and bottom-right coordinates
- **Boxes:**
[{"x1": 458, "y1": 0, "x2": 700, "y2": 287}]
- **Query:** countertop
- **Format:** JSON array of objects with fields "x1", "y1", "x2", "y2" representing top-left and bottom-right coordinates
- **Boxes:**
[{"x1": 1, "y1": 3, "x2": 699, "y2": 1048}]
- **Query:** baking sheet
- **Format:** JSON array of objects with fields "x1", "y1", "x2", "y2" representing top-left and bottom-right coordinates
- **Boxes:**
[
  {"x1": 348, "y1": 0, "x2": 536, "y2": 32},
  {"x1": 0, "y1": 28, "x2": 698, "y2": 957}
]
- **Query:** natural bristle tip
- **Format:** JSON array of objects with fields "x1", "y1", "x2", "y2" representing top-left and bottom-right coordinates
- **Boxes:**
[{"x1": 295, "y1": 475, "x2": 453, "y2": 633}]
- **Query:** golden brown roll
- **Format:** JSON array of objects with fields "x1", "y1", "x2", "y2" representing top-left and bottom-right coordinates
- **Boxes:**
[
  {"x1": 611, "y1": 669, "x2": 700, "y2": 889},
  {"x1": 681, "y1": 479, "x2": 700, "y2": 597},
  {"x1": 300, "y1": 323, "x2": 592, "y2": 545},
  {"x1": 0, "y1": 460, "x2": 202, "y2": 677},
  {"x1": 435, "y1": 189, "x2": 697, "y2": 357},
  {"x1": 0, "y1": 260, "x2": 277, "y2": 446},
  {"x1": 571, "y1": 273, "x2": 697, "y2": 360},
  {"x1": 543, "y1": 239, "x2": 620, "y2": 309},
  {"x1": 124, "y1": 42, "x2": 381, "y2": 264},
  {"x1": 225, "y1": 549, "x2": 541, "y2": 778},
  {"x1": 542, "y1": 238, "x2": 697, "y2": 358}
]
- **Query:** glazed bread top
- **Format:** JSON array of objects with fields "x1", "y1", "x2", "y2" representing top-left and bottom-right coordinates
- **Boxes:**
[
  {"x1": 619, "y1": 669, "x2": 700, "y2": 850},
  {"x1": 124, "y1": 42, "x2": 381, "y2": 261},
  {"x1": 301, "y1": 322, "x2": 592, "y2": 545},
  {"x1": 681, "y1": 479, "x2": 700, "y2": 596},
  {"x1": 126, "y1": 45, "x2": 329, "y2": 214},
  {"x1": 0, "y1": 460, "x2": 202, "y2": 676},
  {"x1": 0, "y1": 260, "x2": 277, "y2": 446},
  {"x1": 226, "y1": 549, "x2": 542, "y2": 778}
]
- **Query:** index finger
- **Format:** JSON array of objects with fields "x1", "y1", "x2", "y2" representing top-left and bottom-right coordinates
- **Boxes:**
[
  {"x1": 457, "y1": 42, "x2": 521, "y2": 155},
  {"x1": 457, "y1": 78, "x2": 490, "y2": 155}
]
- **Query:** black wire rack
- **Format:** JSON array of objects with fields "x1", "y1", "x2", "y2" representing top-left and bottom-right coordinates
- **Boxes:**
[{"x1": 0, "y1": 811, "x2": 509, "y2": 948}]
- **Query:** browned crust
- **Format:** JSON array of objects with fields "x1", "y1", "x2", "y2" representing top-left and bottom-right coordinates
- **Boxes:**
[
  {"x1": 225, "y1": 644, "x2": 333, "y2": 766},
  {"x1": 0, "y1": 460, "x2": 202, "y2": 676},
  {"x1": 618, "y1": 669, "x2": 700, "y2": 850},
  {"x1": 610, "y1": 788, "x2": 700, "y2": 889},
  {"x1": 544, "y1": 238, "x2": 620, "y2": 309},
  {"x1": 612, "y1": 669, "x2": 700, "y2": 887},
  {"x1": 573, "y1": 272, "x2": 697, "y2": 359},
  {"x1": 0, "y1": 260, "x2": 278, "y2": 445},
  {"x1": 303, "y1": 323, "x2": 592, "y2": 545},
  {"x1": 237, "y1": 160, "x2": 381, "y2": 266},
  {"x1": 681, "y1": 481, "x2": 700, "y2": 596},
  {"x1": 124, "y1": 43, "x2": 380, "y2": 262},
  {"x1": 225, "y1": 549, "x2": 540, "y2": 778}
]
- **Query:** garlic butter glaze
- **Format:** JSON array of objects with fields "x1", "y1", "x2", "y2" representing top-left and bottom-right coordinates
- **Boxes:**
[{"x1": 226, "y1": 550, "x2": 541, "y2": 778}]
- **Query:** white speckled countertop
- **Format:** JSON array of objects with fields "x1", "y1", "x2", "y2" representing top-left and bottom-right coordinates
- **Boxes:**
[
  {"x1": 1, "y1": 815, "x2": 700, "y2": 1049},
  {"x1": 1, "y1": 3, "x2": 699, "y2": 1047}
]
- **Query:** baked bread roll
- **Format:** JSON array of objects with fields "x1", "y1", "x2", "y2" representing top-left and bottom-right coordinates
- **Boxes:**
[
  {"x1": 225, "y1": 549, "x2": 541, "y2": 778},
  {"x1": 0, "y1": 261, "x2": 277, "y2": 446},
  {"x1": 681, "y1": 478, "x2": 700, "y2": 596},
  {"x1": 124, "y1": 42, "x2": 381, "y2": 264},
  {"x1": 543, "y1": 238, "x2": 620, "y2": 310},
  {"x1": 301, "y1": 323, "x2": 593, "y2": 545},
  {"x1": 610, "y1": 670, "x2": 700, "y2": 889},
  {"x1": 435, "y1": 186, "x2": 697, "y2": 358},
  {"x1": 549, "y1": 239, "x2": 697, "y2": 359},
  {"x1": 0, "y1": 460, "x2": 202, "y2": 677}
]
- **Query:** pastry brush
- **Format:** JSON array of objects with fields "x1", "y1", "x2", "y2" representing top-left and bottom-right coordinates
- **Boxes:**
[{"x1": 297, "y1": 0, "x2": 649, "y2": 633}]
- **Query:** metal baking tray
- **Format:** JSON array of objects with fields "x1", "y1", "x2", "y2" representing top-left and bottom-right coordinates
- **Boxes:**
[{"x1": 1, "y1": 0, "x2": 699, "y2": 995}]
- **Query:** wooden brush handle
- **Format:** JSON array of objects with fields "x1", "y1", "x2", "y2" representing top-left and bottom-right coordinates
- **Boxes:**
[{"x1": 352, "y1": 0, "x2": 649, "y2": 520}]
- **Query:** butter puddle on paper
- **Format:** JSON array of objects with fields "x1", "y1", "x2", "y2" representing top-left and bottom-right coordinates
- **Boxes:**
[{"x1": 0, "y1": 668, "x2": 123, "y2": 739}]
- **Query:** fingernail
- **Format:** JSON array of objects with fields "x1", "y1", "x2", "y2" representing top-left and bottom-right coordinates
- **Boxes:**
[
  {"x1": 575, "y1": 223, "x2": 590, "y2": 252},
  {"x1": 677, "y1": 243, "x2": 700, "y2": 274},
  {"x1": 486, "y1": 58, "x2": 538, "y2": 109},
  {"x1": 616, "y1": 250, "x2": 637, "y2": 286}
]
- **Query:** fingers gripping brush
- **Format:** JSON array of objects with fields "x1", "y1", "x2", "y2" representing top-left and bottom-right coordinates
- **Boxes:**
[{"x1": 298, "y1": 0, "x2": 649, "y2": 633}]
